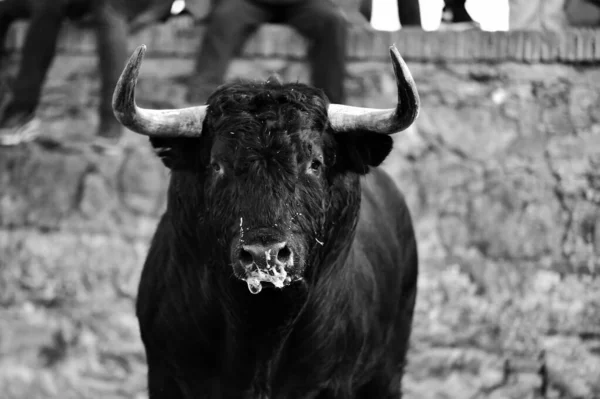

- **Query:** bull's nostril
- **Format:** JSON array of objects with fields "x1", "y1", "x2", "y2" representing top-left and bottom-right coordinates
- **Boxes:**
[
  {"x1": 277, "y1": 246, "x2": 292, "y2": 263},
  {"x1": 240, "y1": 241, "x2": 289, "y2": 268},
  {"x1": 239, "y1": 249, "x2": 254, "y2": 266}
]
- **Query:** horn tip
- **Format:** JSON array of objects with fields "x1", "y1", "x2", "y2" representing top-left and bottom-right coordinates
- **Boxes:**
[
  {"x1": 112, "y1": 45, "x2": 148, "y2": 122},
  {"x1": 389, "y1": 44, "x2": 401, "y2": 60},
  {"x1": 134, "y1": 44, "x2": 147, "y2": 60}
]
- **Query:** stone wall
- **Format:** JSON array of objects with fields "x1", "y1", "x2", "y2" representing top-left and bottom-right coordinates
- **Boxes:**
[{"x1": 1, "y1": 20, "x2": 599, "y2": 399}]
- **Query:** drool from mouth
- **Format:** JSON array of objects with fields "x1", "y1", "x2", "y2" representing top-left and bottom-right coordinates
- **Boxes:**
[{"x1": 244, "y1": 260, "x2": 292, "y2": 294}]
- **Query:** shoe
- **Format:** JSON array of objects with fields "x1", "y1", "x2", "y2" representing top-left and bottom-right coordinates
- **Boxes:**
[
  {"x1": 439, "y1": 7, "x2": 481, "y2": 31},
  {"x1": 0, "y1": 114, "x2": 41, "y2": 146}
]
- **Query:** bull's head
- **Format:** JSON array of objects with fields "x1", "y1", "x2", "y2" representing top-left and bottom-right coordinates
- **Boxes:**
[{"x1": 113, "y1": 45, "x2": 419, "y2": 295}]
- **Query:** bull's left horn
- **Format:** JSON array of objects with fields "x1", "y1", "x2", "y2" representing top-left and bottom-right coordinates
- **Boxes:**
[
  {"x1": 328, "y1": 45, "x2": 420, "y2": 134},
  {"x1": 112, "y1": 45, "x2": 207, "y2": 137}
]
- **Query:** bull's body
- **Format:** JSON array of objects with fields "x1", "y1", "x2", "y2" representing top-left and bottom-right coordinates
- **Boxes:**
[
  {"x1": 137, "y1": 167, "x2": 417, "y2": 398},
  {"x1": 113, "y1": 45, "x2": 420, "y2": 399}
]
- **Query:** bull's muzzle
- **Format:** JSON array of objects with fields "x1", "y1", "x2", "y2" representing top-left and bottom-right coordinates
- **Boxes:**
[
  {"x1": 231, "y1": 231, "x2": 302, "y2": 294},
  {"x1": 239, "y1": 241, "x2": 293, "y2": 271}
]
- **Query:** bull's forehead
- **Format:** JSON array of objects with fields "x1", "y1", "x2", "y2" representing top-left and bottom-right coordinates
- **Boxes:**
[
  {"x1": 211, "y1": 115, "x2": 323, "y2": 164},
  {"x1": 205, "y1": 82, "x2": 330, "y2": 166}
]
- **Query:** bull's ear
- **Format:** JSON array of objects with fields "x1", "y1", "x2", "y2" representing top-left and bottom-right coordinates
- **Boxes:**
[
  {"x1": 333, "y1": 132, "x2": 394, "y2": 174},
  {"x1": 149, "y1": 137, "x2": 198, "y2": 170}
]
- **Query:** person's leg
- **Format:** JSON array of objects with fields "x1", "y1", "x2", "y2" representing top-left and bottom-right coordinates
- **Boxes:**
[
  {"x1": 128, "y1": 0, "x2": 174, "y2": 34},
  {"x1": 282, "y1": 0, "x2": 348, "y2": 103},
  {"x1": 93, "y1": 0, "x2": 129, "y2": 140},
  {"x1": 0, "y1": 0, "x2": 31, "y2": 122},
  {"x1": 359, "y1": 0, "x2": 372, "y2": 23},
  {"x1": 442, "y1": 0, "x2": 474, "y2": 23},
  {"x1": 443, "y1": 0, "x2": 471, "y2": 22},
  {"x1": 0, "y1": 0, "x2": 68, "y2": 145},
  {"x1": 398, "y1": 0, "x2": 422, "y2": 27},
  {"x1": 0, "y1": 0, "x2": 32, "y2": 58},
  {"x1": 64, "y1": 0, "x2": 93, "y2": 21},
  {"x1": 2, "y1": 0, "x2": 68, "y2": 123},
  {"x1": 187, "y1": 0, "x2": 273, "y2": 104},
  {"x1": 440, "y1": 0, "x2": 479, "y2": 29}
]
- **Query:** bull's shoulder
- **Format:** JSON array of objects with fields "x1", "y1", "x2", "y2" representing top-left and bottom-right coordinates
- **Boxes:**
[
  {"x1": 136, "y1": 213, "x2": 172, "y2": 320},
  {"x1": 354, "y1": 167, "x2": 416, "y2": 270},
  {"x1": 348, "y1": 167, "x2": 418, "y2": 311},
  {"x1": 359, "y1": 167, "x2": 411, "y2": 230}
]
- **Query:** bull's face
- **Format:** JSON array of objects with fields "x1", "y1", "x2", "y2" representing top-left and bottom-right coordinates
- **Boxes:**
[
  {"x1": 202, "y1": 84, "x2": 333, "y2": 293},
  {"x1": 112, "y1": 46, "x2": 419, "y2": 294}
]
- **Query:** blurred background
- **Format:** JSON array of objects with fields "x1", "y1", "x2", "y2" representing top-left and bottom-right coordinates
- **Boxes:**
[
  {"x1": 0, "y1": 0, "x2": 599, "y2": 398},
  {"x1": 381, "y1": 0, "x2": 510, "y2": 31}
]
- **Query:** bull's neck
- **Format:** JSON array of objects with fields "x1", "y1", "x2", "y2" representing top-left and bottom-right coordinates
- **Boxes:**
[{"x1": 309, "y1": 175, "x2": 362, "y2": 282}]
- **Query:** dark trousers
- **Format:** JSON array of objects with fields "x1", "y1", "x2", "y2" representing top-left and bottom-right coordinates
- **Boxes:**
[
  {"x1": 93, "y1": 0, "x2": 130, "y2": 136},
  {"x1": 442, "y1": 0, "x2": 468, "y2": 10},
  {"x1": 0, "y1": 0, "x2": 30, "y2": 57},
  {"x1": 359, "y1": 0, "x2": 470, "y2": 26},
  {"x1": 442, "y1": 0, "x2": 471, "y2": 22},
  {"x1": 360, "y1": 0, "x2": 422, "y2": 27},
  {"x1": 0, "y1": 0, "x2": 128, "y2": 136},
  {"x1": 190, "y1": 0, "x2": 347, "y2": 104},
  {"x1": 0, "y1": 0, "x2": 70, "y2": 118}
]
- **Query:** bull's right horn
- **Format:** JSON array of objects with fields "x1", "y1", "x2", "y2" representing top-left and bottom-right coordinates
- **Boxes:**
[
  {"x1": 112, "y1": 45, "x2": 207, "y2": 137},
  {"x1": 328, "y1": 45, "x2": 420, "y2": 134}
]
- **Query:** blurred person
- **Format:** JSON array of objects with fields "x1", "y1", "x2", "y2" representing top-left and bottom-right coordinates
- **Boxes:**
[
  {"x1": 185, "y1": 0, "x2": 348, "y2": 105},
  {"x1": 0, "y1": 0, "x2": 91, "y2": 146},
  {"x1": 508, "y1": 0, "x2": 568, "y2": 31},
  {"x1": 440, "y1": 0, "x2": 479, "y2": 30},
  {"x1": 565, "y1": 0, "x2": 600, "y2": 26},
  {"x1": 359, "y1": 0, "x2": 479, "y2": 30},
  {"x1": 93, "y1": 0, "x2": 179, "y2": 152},
  {"x1": 0, "y1": 0, "x2": 176, "y2": 147},
  {"x1": 360, "y1": 0, "x2": 422, "y2": 27}
]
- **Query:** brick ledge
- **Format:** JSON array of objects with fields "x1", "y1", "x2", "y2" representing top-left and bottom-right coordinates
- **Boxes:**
[{"x1": 5, "y1": 20, "x2": 600, "y2": 63}]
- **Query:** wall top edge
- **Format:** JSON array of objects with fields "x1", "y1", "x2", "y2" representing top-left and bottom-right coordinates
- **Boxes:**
[{"x1": 5, "y1": 21, "x2": 600, "y2": 64}]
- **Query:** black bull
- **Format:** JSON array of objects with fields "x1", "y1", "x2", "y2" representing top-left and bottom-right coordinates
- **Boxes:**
[{"x1": 113, "y1": 45, "x2": 420, "y2": 398}]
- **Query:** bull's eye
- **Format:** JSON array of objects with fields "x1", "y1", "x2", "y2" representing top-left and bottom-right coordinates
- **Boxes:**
[
  {"x1": 211, "y1": 162, "x2": 222, "y2": 173},
  {"x1": 308, "y1": 159, "x2": 322, "y2": 175}
]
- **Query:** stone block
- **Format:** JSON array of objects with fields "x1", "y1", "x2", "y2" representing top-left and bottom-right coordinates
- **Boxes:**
[
  {"x1": 0, "y1": 146, "x2": 89, "y2": 229},
  {"x1": 119, "y1": 148, "x2": 167, "y2": 216},
  {"x1": 0, "y1": 230, "x2": 145, "y2": 306},
  {"x1": 78, "y1": 172, "x2": 116, "y2": 219}
]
